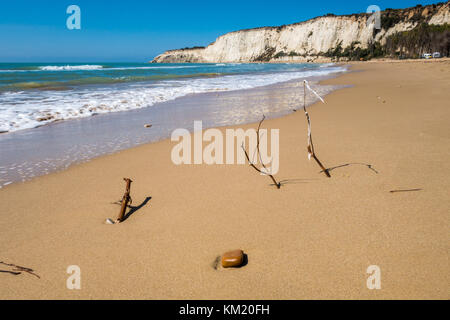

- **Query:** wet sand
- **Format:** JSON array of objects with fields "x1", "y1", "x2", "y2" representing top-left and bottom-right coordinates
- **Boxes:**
[
  {"x1": 0, "y1": 59, "x2": 449, "y2": 299},
  {"x1": 0, "y1": 76, "x2": 343, "y2": 188}
]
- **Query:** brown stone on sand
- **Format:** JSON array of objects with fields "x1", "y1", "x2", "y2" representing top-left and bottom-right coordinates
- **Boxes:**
[{"x1": 221, "y1": 249, "x2": 244, "y2": 268}]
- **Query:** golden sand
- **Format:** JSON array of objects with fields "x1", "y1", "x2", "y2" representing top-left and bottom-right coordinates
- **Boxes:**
[{"x1": 0, "y1": 60, "x2": 449, "y2": 299}]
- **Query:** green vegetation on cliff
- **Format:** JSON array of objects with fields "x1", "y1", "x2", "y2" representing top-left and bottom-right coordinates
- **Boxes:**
[{"x1": 385, "y1": 23, "x2": 450, "y2": 58}]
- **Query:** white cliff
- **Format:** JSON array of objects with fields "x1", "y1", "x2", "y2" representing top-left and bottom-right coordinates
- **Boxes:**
[
  {"x1": 429, "y1": 2, "x2": 450, "y2": 24},
  {"x1": 152, "y1": 2, "x2": 449, "y2": 63}
]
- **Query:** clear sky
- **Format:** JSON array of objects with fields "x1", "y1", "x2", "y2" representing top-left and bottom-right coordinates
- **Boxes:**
[{"x1": 0, "y1": 0, "x2": 442, "y2": 62}]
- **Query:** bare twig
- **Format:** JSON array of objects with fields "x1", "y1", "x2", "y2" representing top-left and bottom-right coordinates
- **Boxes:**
[
  {"x1": 241, "y1": 116, "x2": 281, "y2": 189},
  {"x1": 111, "y1": 200, "x2": 132, "y2": 207},
  {"x1": 0, "y1": 261, "x2": 40, "y2": 279},
  {"x1": 302, "y1": 80, "x2": 331, "y2": 178},
  {"x1": 390, "y1": 189, "x2": 422, "y2": 193},
  {"x1": 256, "y1": 116, "x2": 269, "y2": 174}
]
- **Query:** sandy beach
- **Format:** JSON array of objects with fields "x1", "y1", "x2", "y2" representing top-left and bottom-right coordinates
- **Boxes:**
[{"x1": 0, "y1": 59, "x2": 449, "y2": 299}]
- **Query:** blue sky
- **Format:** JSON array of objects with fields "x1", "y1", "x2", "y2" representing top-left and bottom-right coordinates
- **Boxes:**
[{"x1": 0, "y1": 0, "x2": 441, "y2": 62}]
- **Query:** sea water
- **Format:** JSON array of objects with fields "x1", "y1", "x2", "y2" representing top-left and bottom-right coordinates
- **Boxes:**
[
  {"x1": 0, "y1": 62, "x2": 345, "y2": 133},
  {"x1": 0, "y1": 62, "x2": 348, "y2": 187}
]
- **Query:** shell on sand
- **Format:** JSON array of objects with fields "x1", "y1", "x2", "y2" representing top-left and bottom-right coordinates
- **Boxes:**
[{"x1": 105, "y1": 218, "x2": 116, "y2": 225}]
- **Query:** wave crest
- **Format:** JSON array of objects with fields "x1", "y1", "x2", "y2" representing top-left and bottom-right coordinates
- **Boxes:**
[{"x1": 39, "y1": 65, "x2": 105, "y2": 71}]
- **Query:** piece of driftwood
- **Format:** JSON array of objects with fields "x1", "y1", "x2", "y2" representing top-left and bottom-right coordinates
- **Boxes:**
[
  {"x1": 302, "y1": 80, "x2": 331, "y2": 178},
  {"x1": 0, "y1": 261, "x2": 40, "y2": 279},
  {"x1": 117, "y1": 178, "x2": 133, "y2": 223},
  {"x1": 241, "y1": 115, "x2": 281, "y2": 189},
  {"x1": 389, "y1": 188, "x2": 422, "y2": 193}
]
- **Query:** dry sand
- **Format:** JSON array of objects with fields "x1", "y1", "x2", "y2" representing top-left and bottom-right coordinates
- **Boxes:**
[{"x1": 0, "y1": 60, "x2": 449, "y2": 299}]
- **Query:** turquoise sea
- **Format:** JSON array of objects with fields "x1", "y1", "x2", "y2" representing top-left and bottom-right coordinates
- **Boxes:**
[
  {"x1": 0, "y1": 62, "x2": 348, "y2": 188},
  {"x1": 0, "y1": 62, "x2": 345, "y2": 133}
]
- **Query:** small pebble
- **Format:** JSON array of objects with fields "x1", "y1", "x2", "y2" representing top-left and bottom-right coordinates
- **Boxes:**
[{"x1": 221, "y1": 249, "x2": 245, "y2": 268}]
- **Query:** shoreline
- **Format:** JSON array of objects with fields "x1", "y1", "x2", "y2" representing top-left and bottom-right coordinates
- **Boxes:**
[
  {"x1": 0, "y1": 66, "x2": 348, "y2": 189},
  {"x1": 0, "y1": 62, "x2": 346, "y2": 135},
  {"x1": 0, "y1": 59, "x2": 449, "y2": 299}
]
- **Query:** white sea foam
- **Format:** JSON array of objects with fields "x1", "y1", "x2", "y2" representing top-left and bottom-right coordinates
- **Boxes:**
[
  {"x1": 319, "y1": 63, "x2": 336, "y2": 68},
  {"x1": 0, "y1": 70, "x2": 26, "y2": 73},
  {"x1": 0, "y1": 65, "x2": 205, "y2": 73},
  {"x1": 107, "y1": 65, "x2": 200, "y2": 71},
  {"x1": 0, "y1": 65, "x2": 347, "y2": 133},
  {"x1": 39, "y1": 65, "x2": 105, "y2": 71}
]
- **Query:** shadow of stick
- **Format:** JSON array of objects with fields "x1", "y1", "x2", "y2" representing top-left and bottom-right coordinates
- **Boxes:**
[
  {"x1": 0, "y1": 270, "x2": 21, "y2": 276},
  {"x1": 121, "y1": 196, "x2": 152, "y2": 222},
  {"x1": 320, "y1": 163, "x2": 379, "y2": 175}
]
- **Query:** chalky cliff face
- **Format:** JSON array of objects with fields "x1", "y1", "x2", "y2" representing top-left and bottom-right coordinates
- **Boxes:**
[{"x1": 151, "y1": 2, "x2": 450, "y2": 63}]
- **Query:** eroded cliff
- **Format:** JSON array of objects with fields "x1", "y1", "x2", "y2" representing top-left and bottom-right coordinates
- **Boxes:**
[{"x1": 152, "y1": 2, "x2": 449, "y2": 63}]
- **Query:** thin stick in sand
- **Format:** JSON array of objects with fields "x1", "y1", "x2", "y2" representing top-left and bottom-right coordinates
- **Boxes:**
[
  {"x1": 389, "y1": 188, "x2": 422, "y2": 193},
  {"x1": 0, "y1": 261, "x2": 40, "y2": 279},
  {"x1": 302, "y1": 80, "x2": 331, "y2": 178},
  {"x1": 117, "y1": 178, "x2": 133, "y2": 223},
  {"x1": 241, "y1": 115, "x2": 281, "y2": 189}
]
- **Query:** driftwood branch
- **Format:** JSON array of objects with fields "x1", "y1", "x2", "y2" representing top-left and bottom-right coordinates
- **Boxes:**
[
  {"x1": 302, "y1": 80, "x2": 331, "y2": 178},
  {"x1": 0, "y1": 261, "x2": 40, "y2": 279},
  {"x1": 117, "y1": 178, "x2": 133, "y2": 223},
  {"x1": 241, "y1": 115, "x2": 281, "y2": 189},
  {"x1": 389, "y1": 188, "x2": 422, "y2": 193}
]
